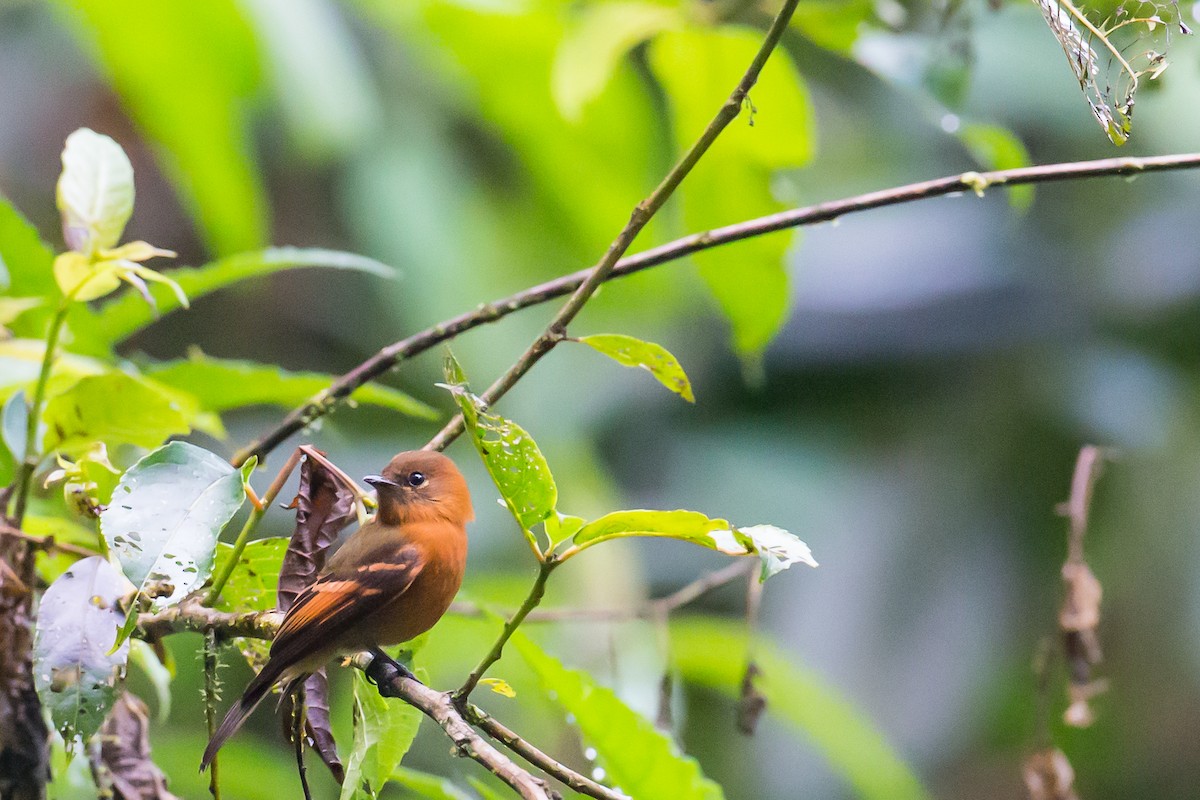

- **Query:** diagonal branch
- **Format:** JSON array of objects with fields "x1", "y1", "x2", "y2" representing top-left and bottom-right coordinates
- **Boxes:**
[
  {"x1": 232, "y1": 151, "x2": 1200, "y2": 467},
  {"x1": 423, "y1": 0, "x2": 800, "y2": 451}
]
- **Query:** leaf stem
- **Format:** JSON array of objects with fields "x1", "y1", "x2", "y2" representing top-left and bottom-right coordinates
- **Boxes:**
[
  {"x1": 9, "y1": 302, "x2": 71, "y2": 527},
  {"x1": 204, "y1": 447, "x2": 303, "y2": 605},
  {"x1": 455, "y1": 560, "x2": 557, "y2": 703}
]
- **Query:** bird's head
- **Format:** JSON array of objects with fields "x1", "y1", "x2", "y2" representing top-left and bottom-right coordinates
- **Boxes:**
[{"x1": 365, "y1": 450, "x2": 474, "y2": 526}]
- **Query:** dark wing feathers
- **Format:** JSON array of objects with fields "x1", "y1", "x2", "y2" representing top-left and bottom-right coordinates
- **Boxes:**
[{"x1": 268, "y1": 542, "x2": 424, "y2": 666}]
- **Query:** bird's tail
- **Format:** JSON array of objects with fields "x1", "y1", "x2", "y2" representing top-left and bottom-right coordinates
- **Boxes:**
[{"x1": 200, "y1": 660, "x2": 289, "y2": 771}]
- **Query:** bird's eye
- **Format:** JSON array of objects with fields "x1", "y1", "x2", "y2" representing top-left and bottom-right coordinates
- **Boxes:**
[{"x1": 406, "y1": 471, "x2": 426, "y2": 487}]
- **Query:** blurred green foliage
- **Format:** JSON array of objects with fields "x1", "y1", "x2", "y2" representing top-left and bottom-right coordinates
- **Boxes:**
[{"x1": 4, "y1": 0, "x2": 1200, "y2": 798}]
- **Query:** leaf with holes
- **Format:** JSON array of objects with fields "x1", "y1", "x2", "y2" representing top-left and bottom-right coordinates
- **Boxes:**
[
  {"x1": 211, "y1": 537, "x2": 288, "y2": 613},
  {"x1": 33, "y1": 556, "x2": 133, "y2": 744},
  {"x1": 440, "y1": 354, "x2": 556, "y2": 549},
  {"x1": 101, "y1": 442, "x2": 246, "y2": 614}
]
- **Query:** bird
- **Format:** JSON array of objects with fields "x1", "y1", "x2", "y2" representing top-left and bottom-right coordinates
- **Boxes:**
[{"x1": 200, "y1": 450, "x2": 473, "y2": 770}]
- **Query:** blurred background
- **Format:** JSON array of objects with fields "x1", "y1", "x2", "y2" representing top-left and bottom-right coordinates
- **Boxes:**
[{"x1": 4, "y1": 0, "x2": 1200, "y2": 797}]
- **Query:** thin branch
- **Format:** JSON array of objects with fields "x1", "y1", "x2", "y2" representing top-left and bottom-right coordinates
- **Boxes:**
[
  {"x1": 139, "y1": 560, "x2": 753, "y2": 642},
  {"x1": 456, "y1": 561, "x2": 556, "y2": 702},
  {"x1": 0, "y1": 523, "x2": 98, "y2": 560},
  {"x1": 355, "y1": 653, "x2": 558, "y2": 800},
  {"x1": 137, "y1": 597, "x2": 280, "y2": 641},
  {"x1": 232, "y1": 150, "x2": 1200, "y2": 467},
  {"x1": 466, "y1": 704, "x2": 627, "y2": 800},
  {"x1": 423, "y1": 0, "x2": 802, "y2": 453}
]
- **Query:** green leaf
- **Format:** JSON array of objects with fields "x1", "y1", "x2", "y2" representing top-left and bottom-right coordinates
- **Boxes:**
[
  {"x1": 552, "y1": 2, "x2": 682, "y2": 122},
  {"x1": 211, "y1": 537, "x2": 289, "y2": 613},
  {"x1": 543, "y1": 511, "x2": 585, "y2": 550},
  {"x1": 570, "y1": 511, "x2": 816, "y2": 579},
  {"x1": 671, "y1": 617, "x2": 931, "y2": 800},
  {"x1": 40, "y1": 372, "x2": 193, "y2": 455},
  {"x1": 0, "y1": 339, "x2": 105, "y2": 400},
  {"x1": 143, "y1": 352, "x2": 437, "y2": 420},
  {"x1": 55, "y1": 128, "x2": 134, "y2": 256},
  {"x1": 513, "y1": 630, "x2": 724, "y2": 800},
  {"x1": 572, "y1": 509, "x2": 731, "y2": 550},
  {"x1": 100, "y1": 442, "x2": 246, "y2": 610},
  {"x1": 388, "y1": 767, "x2": 473, "y2": 800},
  {"x1": 576, "y1": 333, "x2": 694, "y2": 402},
  {"x1": 958, "y1": 123, "x2": 1034, "y2": 211},
  {"x1": 33, "y1": 556, "x2": 133, "y2": 744},
  {"x1": 52, "y1": 0, "x2": 267, "y2": 255},
  {"x1": 80, "y1": 247, "x2": 396, "y2": 347},
  {"x1": 440, "y1": 354, "x2": 556, "y2": 544},
  {"x1": 649, "y1": 26, "x2": 814, "y2": 364},
  {"x1": 0, "y1": 193, "x2": 56, "y2": 298},
  {"x1": 341, "y1": 670, "x2": 424, "y2": 800},
  {"x1": 790, "y1": 0, "x2": 875, "y2": 54}
]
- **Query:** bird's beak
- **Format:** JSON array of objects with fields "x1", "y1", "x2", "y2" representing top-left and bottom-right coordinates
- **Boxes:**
[{"x1": 364, "y1": 474, "x2": 401, "y2": 489}]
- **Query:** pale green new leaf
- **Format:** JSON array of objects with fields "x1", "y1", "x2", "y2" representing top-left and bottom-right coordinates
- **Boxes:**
[
  {"x1": 671, "y1": 617, "x2": 931, "y2": 800},
  {"x1": 341, "y1": 670, "x2": 423, "y2": 800},
  {"x1": 552, "y1": 2, "x2": 682, "y2": 121},
  {"x1": 576, "y1": 333, "x2": 694, "y2": 402},
  {"x1": 55, "y1": 128, "x2": 133, "y2": 255},
  {"x1": 81, "y1": 247, "x2": 395, "y2": 347},
  {"x1": 33, "y1": 556, "x2": 133, "y2": 744},
  {"x1": 40, "y1": 372, "x2": 192, "y2": 455},
  {"x1": 571, "y1": 511, "x2": 816, "y2": 580},
  {"x1": 211, "y1": 537, "x2": 289, "y2": 613},
  {"x1": 572, "y1": 509, "x2": 733, "y2": 550},
  {"x1": 513, "y1": 630, "x2": 723, "y2": 800},
  {"x1": 144, "y1": 353, "x2": 437, "y2": 420},
  {"x1": 100, "y1": 442, "x2": 246, "y2": 611}
]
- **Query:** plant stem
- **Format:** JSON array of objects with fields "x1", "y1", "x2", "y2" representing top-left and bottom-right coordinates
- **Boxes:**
[
  {"x1": 9, "y1": 302, "x2": 71, "y2": 527},
  {"x1": 455, "y1": 560, "x2": 556, "y2": 703},
  {"x1": 204, "y1": 447, "x2": 302, "y2": 605}
]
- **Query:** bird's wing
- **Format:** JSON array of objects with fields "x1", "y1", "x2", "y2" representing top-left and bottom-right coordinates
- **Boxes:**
[{"x1": 269, "y1": 542, "x2": 425, "y2": 667}]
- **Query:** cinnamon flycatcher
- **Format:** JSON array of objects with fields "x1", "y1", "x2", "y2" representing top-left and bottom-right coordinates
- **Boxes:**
[{"x1": 201, "y1": 450, "x2": 473, "y2": 769}]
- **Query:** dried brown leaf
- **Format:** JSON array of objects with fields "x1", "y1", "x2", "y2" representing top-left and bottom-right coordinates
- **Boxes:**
[
  {"x1": 1023, "y1": 747, "x2": 1078, "y2": 800},
  {"x1": 277, "y1": 450, "x2": 355, "y2": 785},
  {"x1": 277, "y1": 449, "x2": 356, "y2": 612},
  {"x1": 93, "y1": 692, "x2": 179, "y2": 800}
]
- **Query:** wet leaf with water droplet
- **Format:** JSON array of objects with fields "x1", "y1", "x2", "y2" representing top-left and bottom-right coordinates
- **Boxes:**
[
  {"x1": 440, "y1": 353, "x2": 556, "y2": 553},
  {"x1": 33, "y1": 556, "x2": 133, "y2": 745},
  {"x1": 100, "y1": 442, "x2": 246, "y2": 642}
]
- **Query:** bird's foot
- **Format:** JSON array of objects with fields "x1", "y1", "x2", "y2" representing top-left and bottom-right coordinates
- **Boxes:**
[{"x1": 364, "y1": 648, "x2": 418, "y2": 695}]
